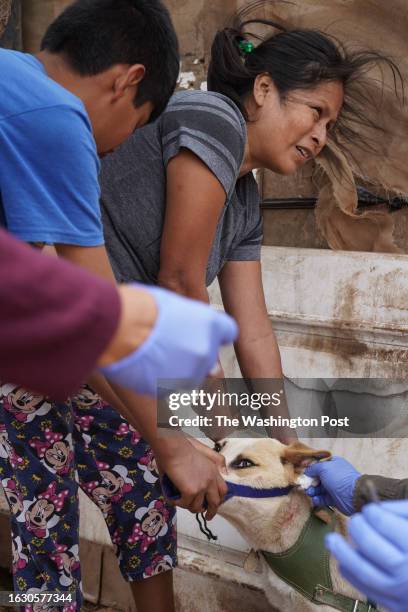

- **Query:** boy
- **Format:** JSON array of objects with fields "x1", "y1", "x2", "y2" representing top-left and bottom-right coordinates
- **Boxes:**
[{"x1": 0, "y1": 2, "x2": 230, "y2": 610}]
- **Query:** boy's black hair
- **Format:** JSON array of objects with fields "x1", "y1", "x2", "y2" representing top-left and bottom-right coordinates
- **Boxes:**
[{"x1": 41, "y1": 0, "x2": 179, "y2": 121}]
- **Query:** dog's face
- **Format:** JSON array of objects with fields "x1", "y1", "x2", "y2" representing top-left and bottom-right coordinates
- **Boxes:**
[{"x1": 215, "y1": 439, "x2": 330, "y2": 528}]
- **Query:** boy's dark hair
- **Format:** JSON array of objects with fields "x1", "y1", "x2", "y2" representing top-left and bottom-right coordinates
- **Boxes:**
[
  {"x1": 208, "y1": 2, "x2": 403, "y2": 154},
  {"x1": 41, "y1": 0, "x2": 179, "y2": 121}
]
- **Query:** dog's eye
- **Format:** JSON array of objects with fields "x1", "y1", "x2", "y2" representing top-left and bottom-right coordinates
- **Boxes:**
[
  {"x1": 231, "y1": 458, "x2": 256, "y2": 470},
  {"x1": 214, "y1": 442, "x2": 222, "y2": 453}
]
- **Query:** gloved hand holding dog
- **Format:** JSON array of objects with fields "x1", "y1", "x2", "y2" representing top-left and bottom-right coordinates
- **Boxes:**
[
  {"x1": 326, "y1": 500, "x2": 408, "y2": 612},
  {"x1": 304, "y1": 456, "x2": 362, "y2": 516},
  {"x1": 100, "y1": 283, "x2": 238, "y2": 396}
]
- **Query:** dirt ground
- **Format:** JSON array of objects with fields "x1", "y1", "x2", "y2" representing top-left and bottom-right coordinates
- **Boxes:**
[{"x1": 0, "y1": 567, "x2": 116, "y2": 612}]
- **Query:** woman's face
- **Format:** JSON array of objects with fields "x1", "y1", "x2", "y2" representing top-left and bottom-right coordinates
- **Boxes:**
[{"x1": 247, "y1": 77, "x2": 344, "y2": 175}]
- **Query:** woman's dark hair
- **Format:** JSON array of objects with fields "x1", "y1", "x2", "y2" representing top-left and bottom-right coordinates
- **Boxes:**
[
  {"x1": 208, "y1": 1, "x2": 403, "y2": 151},
  {"x1": 41, "y1": 0, "x2": 179, "y2": 121}
]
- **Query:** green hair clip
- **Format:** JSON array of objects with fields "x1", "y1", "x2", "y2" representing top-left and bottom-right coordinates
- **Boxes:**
[{"x1": 238, "y1": 40, "x2": 255, "y2": 55}]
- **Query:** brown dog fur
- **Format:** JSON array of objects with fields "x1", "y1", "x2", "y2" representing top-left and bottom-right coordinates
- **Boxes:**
[{"x1": 217, "y1": 439, "x2": 362, "y2": 611}]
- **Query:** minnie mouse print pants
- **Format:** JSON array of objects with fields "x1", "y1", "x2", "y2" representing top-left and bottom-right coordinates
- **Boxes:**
[{"x1": 0, "y1": 383, "x2": 177, "y2": 611}]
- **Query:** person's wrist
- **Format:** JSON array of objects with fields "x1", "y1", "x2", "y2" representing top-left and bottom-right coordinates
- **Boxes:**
[
  {"x1": 98, "y1": 285, "x2": 157, "y2": 367},
  {"x1": 152, "y1": 435, "x2": 189, "y2": 463},
  {"x1": 351, "y1": 474, "x2": 370, "y2": 512}
]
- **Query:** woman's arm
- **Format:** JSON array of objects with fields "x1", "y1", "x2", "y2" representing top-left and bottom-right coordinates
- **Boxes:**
[
  {"x1": 218, "y1": 260, "x2": 282, "y2": 378},
  {"x1": 159, "y1": 154, "x2": 294, "y2": 440},
  {"x1": 218, "y1": 260, "x2": 296, "y2": 442},
  {"x1": 158, "y1": 149, "x2": 225, "y2": 299},
  {"x1": 305, "y1": 459, "x2": 408, "y2": 514}
]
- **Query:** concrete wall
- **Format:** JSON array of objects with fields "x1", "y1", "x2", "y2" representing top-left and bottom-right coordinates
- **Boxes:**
[
  {"x1": 0, "y1": 0, "x2": 21, "y2": 49},
  {"x1": 18, "y1": 0, "x2": 237, "y2": 57},
  {"x1": 164, "y1": 0, "x2": 237, "y2": 60},
  {"x1": 210, "y1": 245, "x2": 408, "y2": 479}
]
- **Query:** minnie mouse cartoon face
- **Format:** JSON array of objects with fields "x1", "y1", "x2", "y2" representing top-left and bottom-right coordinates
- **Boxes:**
[
  {"x1": 91, "y1": 487, "x2": 113, "y2": 515},
  {"x1": 97, "y1": 464, "x2": 133, "y2": 503},
  {"x1": 45, "y1": 441, "x2": 71, "y2": 471},
  {"x1": 73, "y1": 384, "x2": 104, "y2": 409},
  {"x1": 1, "y1": 385, "x2": 51, "y2": 423},
  {"x1": 25, "y1": 498, "x2": 54, "y2": 537},
  {"x1": 141, "y1": 506, "x2": 167, "y2": 538},
  {"x1": 128, "y1": 500, "x2": 169, "y2": 553},
  {"x1": 23, "y1": 483, "x2": 69, "y2": 538},
  {"x1": 30, "y1": 430, "x2": 73, "y2": 476},
  {"x1": 84, "y1": 464, "x2": 133, "y2": 512},
  {"x1": 99, "y1": 470, "x2": 124, "y2": 496},
  {"x1": 7, "y1": 388, "x2": 45, "y2": 413}
]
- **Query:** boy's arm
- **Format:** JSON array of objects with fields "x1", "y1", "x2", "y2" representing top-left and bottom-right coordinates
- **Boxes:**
[{"x1": 54, "y1": 242, "x2": 228, "y2": 518}]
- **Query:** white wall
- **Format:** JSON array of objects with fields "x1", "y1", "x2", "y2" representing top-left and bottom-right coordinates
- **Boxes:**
[{"x1": 184, "y1": 246, "x2": 408, "y2": 550}]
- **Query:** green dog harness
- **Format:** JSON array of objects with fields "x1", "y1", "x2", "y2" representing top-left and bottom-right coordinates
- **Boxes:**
[{"x1": 262, "y1": 510, "x2": 377, "y2": 611}]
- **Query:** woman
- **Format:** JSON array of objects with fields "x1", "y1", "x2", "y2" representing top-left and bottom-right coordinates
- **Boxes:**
[{"x1": 100, "y1": 10, "x2": 401, "y2": 611}]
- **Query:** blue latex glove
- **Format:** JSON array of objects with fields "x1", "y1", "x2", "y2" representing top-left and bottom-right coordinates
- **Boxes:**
[
  {"x1": 326, "y1": 501, "x2": 408, "y2": 612},
  {"x1": 100, "y1": 284, "x2": 238, "y2": 396},
  {"x1": 305, "y1": 457, "x2": 361, "y2": 516}
]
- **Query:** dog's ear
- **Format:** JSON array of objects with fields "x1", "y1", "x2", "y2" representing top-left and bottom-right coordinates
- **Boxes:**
[{"x1": 282, "y1": 442, "x2": 331, "y2": 471}]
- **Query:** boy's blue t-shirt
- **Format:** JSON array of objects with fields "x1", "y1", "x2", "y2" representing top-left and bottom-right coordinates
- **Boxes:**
[{"x1": 0, "y1": 49, "x2": 104, "y2": 246}]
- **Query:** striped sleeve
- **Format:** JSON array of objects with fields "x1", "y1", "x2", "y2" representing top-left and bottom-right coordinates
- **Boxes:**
[
  {"x1": 228, "y1": 176, "x2": 263, "y2": 262},
  {"x1": 160, "y1": 91, "x2": 246, "y2": 198},
  {"x1": 228, "y1": 215, "x2": 263, "y2": 261}
]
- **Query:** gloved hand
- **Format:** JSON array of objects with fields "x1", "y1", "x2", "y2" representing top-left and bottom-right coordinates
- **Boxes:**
[
  {"x1": 326, "y1": 500, "x2": 408, "y2": 612},
  {"x1": 305, "y1": 457, "x2": 361, "y2": 515},
  {"x1": 100, "y1": 284, "x2": 238, "y2": 396}
]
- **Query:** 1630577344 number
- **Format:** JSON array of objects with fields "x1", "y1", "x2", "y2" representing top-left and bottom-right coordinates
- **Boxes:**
[{"x1": 0, "y1": 591, "x2": 76, "y2": 608}]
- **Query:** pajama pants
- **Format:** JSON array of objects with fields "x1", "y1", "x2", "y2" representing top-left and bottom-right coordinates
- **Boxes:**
[{"x1": 0, "y1": 383, "x2": 177, "y2": 611}]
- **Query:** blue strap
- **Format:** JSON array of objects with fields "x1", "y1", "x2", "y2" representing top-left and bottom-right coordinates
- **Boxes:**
[
  {"x1": 224, "y1": 482, "x2": 294, "y2": 501},
  {"x1": 162, "y1": 474, "x2": 293, "y2": 505}
]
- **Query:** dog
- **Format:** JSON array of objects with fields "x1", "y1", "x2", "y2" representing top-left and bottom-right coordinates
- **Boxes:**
[{"x1": 216, "y1": 439, "x2": 367, "y2": 612}]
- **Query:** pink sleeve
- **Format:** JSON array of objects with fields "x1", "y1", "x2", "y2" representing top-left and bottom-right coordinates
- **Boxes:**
[{"x1": 0, "y1": 229, "x2": 120, "y2": 399}]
